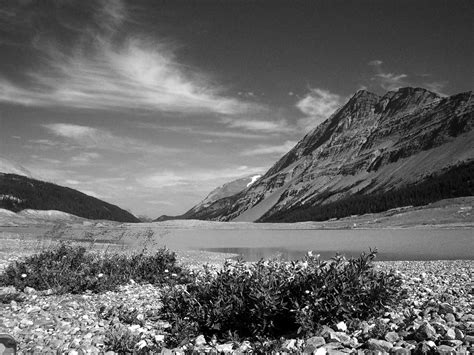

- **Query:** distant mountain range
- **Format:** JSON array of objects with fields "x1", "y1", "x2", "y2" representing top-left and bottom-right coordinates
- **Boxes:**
[
  {"x1": 155, "y1": 174, "x2": 261, "y2": 221},
  {"x1": 166, "y1": 87, "x2": 473, "y2": 222},
  {"x1": 0, "y1": 173, "x2": 139, "y2": 223}
]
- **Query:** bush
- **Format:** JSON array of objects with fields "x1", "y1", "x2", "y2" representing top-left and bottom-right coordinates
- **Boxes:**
[
  {"x1": 0, "y1": 242, "x2": 190, "y2": 293},
  {"x1": 104, "y1": 324, "x2": 163, "y2": 354},
  {"x1": 160, "y1": 250, "x2": 405, "y2": 344}
]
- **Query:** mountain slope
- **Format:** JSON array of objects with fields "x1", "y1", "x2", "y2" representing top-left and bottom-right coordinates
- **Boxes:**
[
  {"x1": 192, "y1": 87, "x2": 473, "y2": 222},
  {"x1": 0, "y1": 173, "x2": 139, "y2": 222},
  {"x1": 154, "y1": 174, "x2": 261, "y2": 221}
]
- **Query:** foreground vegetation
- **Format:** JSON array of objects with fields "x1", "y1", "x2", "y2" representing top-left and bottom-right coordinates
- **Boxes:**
[
  {"x1": 160, "y1": 251, "x2": 404, "y2": 345},
  {"x1": 0, "y1": 243, "x2": 408, "y2": 352},
  {"x1": 0, "y1": 243, "x2": 189, "y2": 294}
]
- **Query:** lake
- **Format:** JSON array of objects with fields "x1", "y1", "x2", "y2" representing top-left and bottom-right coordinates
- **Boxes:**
[{"x1": 150, "y1": 228, "x2": 473, "y2": 261}]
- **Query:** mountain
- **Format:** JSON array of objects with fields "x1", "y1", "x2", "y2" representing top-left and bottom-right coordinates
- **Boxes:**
[
  {"x1": 0, "y1": 173, "x2": 140, "y2": 223},
  {"x1": 154, "y1": 174, "x2": 261, "y2": 221},
  {"x1": 189, "y1": 87, "x2": 473, "y2": 222}
]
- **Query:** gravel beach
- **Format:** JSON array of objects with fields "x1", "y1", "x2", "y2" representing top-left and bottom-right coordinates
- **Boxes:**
[{"x1": 1, "y1": 242, "x2": 472, "y2": 355}]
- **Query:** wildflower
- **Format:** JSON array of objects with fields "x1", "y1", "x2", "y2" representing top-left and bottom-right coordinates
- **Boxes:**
[
  {"x1": 305, "y1": 290, "x2": 310, "y2": 294},
  {"x1": 164, "y1": 269, "x2": 169, "y2": 273},
  {"x1": 171, "y1": 273, "x2": 177, "y2": 277},
  {"x1": 21, "y1": 273, "x2": 27, "y2": 278},
  {"x1": 97, "y1": 273, "x2": 104, "y2": 278}
]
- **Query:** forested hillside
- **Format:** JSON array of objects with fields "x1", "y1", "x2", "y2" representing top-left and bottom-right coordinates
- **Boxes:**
[
  {"x1": 261, "y1": 161, "x2": 473, "y2": 222},
  {"x1": 0, "y1": 173, "x2": 139, "y2": 222}
]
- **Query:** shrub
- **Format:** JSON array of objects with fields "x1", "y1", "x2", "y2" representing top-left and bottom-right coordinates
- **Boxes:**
[
  {"x1": 104, "y1": 324, "x2": 164, "y2": 354},
  {"x1": 0, "y1": 242, "x2": 189, "y2": 293},
  {"x1": 160, "y1": 250, "x2": 405, "y2": 344}
]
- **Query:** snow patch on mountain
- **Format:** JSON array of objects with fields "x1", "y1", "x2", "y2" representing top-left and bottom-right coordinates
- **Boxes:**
[{"x1": 246, "y1": 175, "x2": 262, "y2": 187}]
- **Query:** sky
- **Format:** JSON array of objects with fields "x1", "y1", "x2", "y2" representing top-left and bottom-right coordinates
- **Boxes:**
[{"x1": 0, "y1": 0, "x2": 472, "y2": 218}]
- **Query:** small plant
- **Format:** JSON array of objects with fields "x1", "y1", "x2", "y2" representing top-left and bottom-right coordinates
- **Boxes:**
[
  {"x1": 104, "y1": 324, "x2": 142, "y2": 353},
  {"x1": 104, "y1": 324, "x2": 164, "y2": 354},
  {"x1": 0, "y1": 242, "x2": 190, "y2": 293},
  {"x1": 160, "y1": 250, "x2": 405, "y2": 344}
]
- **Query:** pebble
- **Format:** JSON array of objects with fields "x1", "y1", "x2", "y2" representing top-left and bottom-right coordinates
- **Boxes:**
[{"x1": 0, "y1": 256, "x2": 472, "y2": 354}]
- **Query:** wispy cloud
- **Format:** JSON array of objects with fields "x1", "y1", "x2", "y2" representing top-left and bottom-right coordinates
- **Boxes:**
[
  {"x1": 221, "y1": 117, "x2": 294, "y2": 133},
  {"x1": 138, "y1": 165, "x2": 265, "y2": 189},
  {"x1": 368, "y1": 60, "x2": 408, "y2": 90},
  {"x1": 137, "y1": 123, "x2": 271, "y2": 140},
  {"x1": 367, "y1": 60, "x2": 447, "y2": 94},
  {"x1": 295, "y1": 88, "x2": 343, "y2": 131},
  {"x1": 423, "y1": 81, "x2": 448, "y2": 96},
  {"x1": 0, "y1": 0, "x2": 262, "y2": 116},
  {"x1": 71, "y1": 152, "x2": 101, "y2": 164},
  {"x1": 43, "y1": 123, "x2": 182, "y2": 155},
  {"x1": 240, "y1": 140, "x2": 297, "y2": 156}
]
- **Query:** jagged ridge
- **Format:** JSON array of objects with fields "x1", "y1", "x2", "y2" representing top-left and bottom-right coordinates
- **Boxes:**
[{"x1": 187, "y1": 87, "x2": 473, "y2": 222}]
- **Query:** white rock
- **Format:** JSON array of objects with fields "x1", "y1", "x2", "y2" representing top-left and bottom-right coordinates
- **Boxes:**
[
  {"x1": 336, "y1": 321, "x2": 348, "y2": 332},
  {"x1": 195, "y1": 335, "x2": 206, "y2": 346}
]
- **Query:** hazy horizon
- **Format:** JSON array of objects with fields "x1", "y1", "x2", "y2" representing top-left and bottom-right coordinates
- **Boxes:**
[{"x1": 0, "y1": 0, "x2": 472, "y2": 217}]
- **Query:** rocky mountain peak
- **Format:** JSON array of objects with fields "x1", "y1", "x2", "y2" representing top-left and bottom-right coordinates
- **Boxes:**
[
  {"x1": 174, "y1": 87, "x2": 472, "y2": 223},
  {"x1": 377, "y1": 87, "x2": 441, "y2": 115}
]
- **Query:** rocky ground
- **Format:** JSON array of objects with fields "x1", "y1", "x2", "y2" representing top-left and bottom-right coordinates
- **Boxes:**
[{"x1": 0, "y1": 255, "x2": 472, "y2": 354}]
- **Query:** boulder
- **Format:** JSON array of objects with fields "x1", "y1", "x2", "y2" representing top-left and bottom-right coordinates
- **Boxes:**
[
  {"x1": 194, "y1": 335, "x2": 206, "y2": 347},
  {"x1": 367, "y1": 339, "x2": 393, "y2": 352},
  {"x1": 438, "y1": 345, "x2": 455, "y2": 354},
  {"x1": 439, "y1": 303, "x2": 456, "y2": 315},
  {"x1": 415, "y1": 322, "x2": 437, "y2": 341},
  {"x1": 385, "y1": 331, "x2": 400, "y2": 343}
]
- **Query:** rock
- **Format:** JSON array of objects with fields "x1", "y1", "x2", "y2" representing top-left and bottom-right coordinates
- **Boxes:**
[
  {"x1": 454, "y1": 328, "x2": 464, "y2": 341},
  {"x1": 304, "y1": 336, "x2": 326, "y2": 352},
  {"x1": 23, "y1": 286, "x2": 37, "y2": 295},
  {"x1": 438, "y1": 345, "x2": 455, "y2": 354},
  {"x1": 431, "y1": 322, "x2": 448, "y2": 334},
  {"x1": 391, "y1": 347, "x2": 411, "y2": 354},
  {"x1": 439, "y1": 303, "x2": 456, "y2": 315},
  {"x1": 445, "y1": 313, "x2": 456, "y2": 323},
  {"x1": 328, "y1": 332, "x2": 341, "y2": 343},
  {"x1": 0, "y1": 286, "x2": 17, "y2": 295},
  {"x1": 335, "y1": 332, "x2": 351, "y2": 346},
  {"x1": 442, "y1": 339, "x2": 463, "y2": 348},
  {"x1": 315, "y1": 348, "x2": 327, "y2": 355},
  {"x1": 415, "y1": 341, "x2": 434, "y2": 354},
  {"x1": 281, "y1": 339, "x2": 297, "y2": 351},
  {"x1": 19, "y1": 319, "x2": 34, "y2": 328},
  {"x1": 444, "y1": 328, "x2": 456, "y2": 341},
  {"x1": 385, "y1": 331, "x2": 400, "y2": 343},
  {"x1": 415, "y1": 322, "x2": 437, "y2": 341},
  {"x1": 367, "y1": 339, "x2": 393, "y2": 352},
  {"x1": 194, "y1": 335, "x2": 206, "y2": 347},
  {"x1": 464, "y1": 335, "x2": 474, "y2": 344},
  {"x1": 237, "y1": 341, "x2": 252, "y2": 352},
  {"x1": 336, "y1": 321, "x2": 347, "y2": 332},
  {"x1": 215, "y1": 343, "x2": 233, "y2": 352}
]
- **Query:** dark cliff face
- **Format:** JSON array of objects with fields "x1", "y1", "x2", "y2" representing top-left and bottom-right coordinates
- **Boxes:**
[{"x1": 181, "y1": 87, "x2": 473, "y2": 222}]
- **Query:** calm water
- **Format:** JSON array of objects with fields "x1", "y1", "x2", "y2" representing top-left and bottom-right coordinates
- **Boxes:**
[{"x1": 155, "y1": 228, "x2": 473, "y2": 261}]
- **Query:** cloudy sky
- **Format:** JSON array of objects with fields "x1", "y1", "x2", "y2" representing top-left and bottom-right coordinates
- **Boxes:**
[{"x1": 0, "y1": 0, "x2": 472, "y2": 217}]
